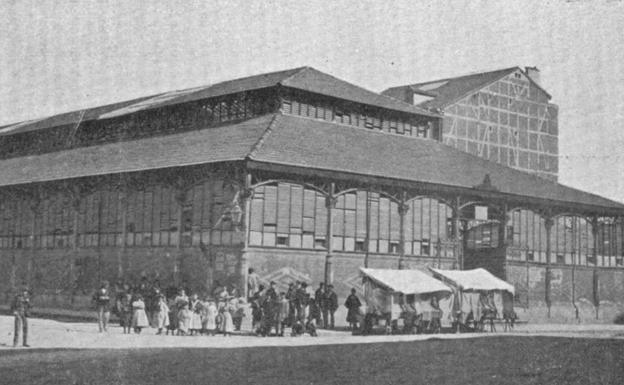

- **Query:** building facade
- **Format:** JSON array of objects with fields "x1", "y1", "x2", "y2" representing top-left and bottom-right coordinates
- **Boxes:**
[
  {"x1": 383, "y1": 67, "x2": 559, "y2": 181},
  {"x1": 0, "y1": 66, "x2": 623, "y2": 323}
]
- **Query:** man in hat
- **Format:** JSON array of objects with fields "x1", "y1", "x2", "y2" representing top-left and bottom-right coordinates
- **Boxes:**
[
  {"x1": 324, "y1": 284, "x2": 338, "y2": 329},
  {"x1": 11, "y1": 287, "x2": 31, "y2": 347}
]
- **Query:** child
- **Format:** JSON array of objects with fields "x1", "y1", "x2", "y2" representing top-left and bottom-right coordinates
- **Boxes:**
[
  {"x1": 277, "y1": 292, "x2": 290, "y2": 337},
  {"x1": 154, "y1": 294, "x2": 170, "y2": 335},
  {"x1": 291, "y1": 320, "x2": 304, "y2": 336},
  {"x1": 177, "y1": 303, "x2": 192, "y2": 336},
  {"x1": 202, "y1": 298, "x2": 217, "y2": 336},
  {"x1": 220, "y1": 303, "x2": 234, "y2": 337},
  {"x1": 131, "y1": 295, "x2": 149, "y2": 334},
  {"x1": 189, "y1": 294, "x2": 203, "y2": 336},
  {"x1": 116, "y1": 292, "x2": 133, "y2": 334}
]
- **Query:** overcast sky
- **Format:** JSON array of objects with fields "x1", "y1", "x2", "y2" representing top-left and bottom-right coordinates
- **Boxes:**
[{"x1": 1, "y1": 0, "x2": 623, "y2": 202}]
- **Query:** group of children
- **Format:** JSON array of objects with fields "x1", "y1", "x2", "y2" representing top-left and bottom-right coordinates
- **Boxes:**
[{"x1": 114, "y1": 288, "x2": 244, "y2": 336}]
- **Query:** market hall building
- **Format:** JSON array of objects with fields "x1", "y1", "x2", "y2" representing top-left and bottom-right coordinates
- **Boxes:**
[{"x1": 0, "y1": 66, "x2": 623, "y2": 322}]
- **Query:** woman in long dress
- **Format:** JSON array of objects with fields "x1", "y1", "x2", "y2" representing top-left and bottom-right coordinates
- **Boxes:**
[
  {"x1": 189, "y1": 294, "x2": 203, "y2": 335},
  {"x1": 131, "y1": 295, "x2": 150, "y2": 334},
  {"x1": 177, "y1": 303, "x2": 192, "y2": 336},
  {"x1": 220, "y1": 303, "x2": 234, "y2": 336},
  {"x1": 202, "y1": 299, "x2": 217, "y2": 336},
  {"x1": 154, "y1": 294, "x2": 170, "y2": 335}
]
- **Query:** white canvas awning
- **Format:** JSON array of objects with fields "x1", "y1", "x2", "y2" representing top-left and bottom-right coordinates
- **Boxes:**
[
  {"x1": 429, "y1": 268, "x2": 515, "y2": 295},
  {"x1": 359, "y1": 268, "x2": 452, "y2": 295}
]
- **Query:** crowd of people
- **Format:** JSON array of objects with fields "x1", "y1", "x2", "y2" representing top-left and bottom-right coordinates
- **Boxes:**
[
  {"x1": 6, "y1": 268, "x2": 364, "y2": 347},
  {"x1": 247, "y1": 268, "x2": 362, "y2": 337},
  {"x1": 88, "y1": 268, "x2": 364, "y2": 338},
  {"x1": 91, "y1": 278, "x2": 246, "y2": 337}
]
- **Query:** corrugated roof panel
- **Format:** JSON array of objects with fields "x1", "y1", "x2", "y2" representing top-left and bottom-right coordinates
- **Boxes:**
[
  {"x1": 1, "y1": 66, "x2": 440, "y2": 137},
  {"x1": 0, "y1": 114, "x2": 274, "y2": 186},
  {"x1": 251, "y1": 114, "x2": 624, "y2": 210}
]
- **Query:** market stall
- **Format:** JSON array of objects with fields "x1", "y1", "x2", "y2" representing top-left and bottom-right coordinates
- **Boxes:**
[
  {"x1": 359, "y1": 268, "x2": 453, "y2": 334},
  {"x1": 429, "y1": 268, "x2": 516, "y2": 332}
]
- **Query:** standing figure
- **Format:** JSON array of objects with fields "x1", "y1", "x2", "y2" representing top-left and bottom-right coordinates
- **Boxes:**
[
  {"x1": 154, "y1": 293, "x2": 170, "y2": 335},
  {"x1": 251, "y1": 285, "x2": 265, "y2": 335},
  {"x1": 285, "y1": 282, "x2": 296, "y2": 327},
  {"x1": 277, "y1": 292, "x2": 290, "y2": 337},
  {"x1": 314, "y1": 283, "x2": 326, "y2": 328},
  {"x1": 231, "y1": 298, "x2": 245, "y2": 331},
  {"x1": 307, "y1": 297, "x2": 321, "y2": 332},
  {"x1": 220, "y1": 303, "x2": 234, "y2": 336},
  {"x1": 189, "y1": 294, "x2": 203, "y2": 335},
  {"x1": 325, "y1": 284, "x2": 338, "y2": 329},
  {"x1": 247, "y1": 268, "x2": 260, "y2": 300},
  {"x1": 116, "y1": 292, "x2": 133, "y2": 334},
  {"x1": 295, "y1": 282, "x2": 308, "y2": 323},
  {"x1": 166, "y1": 297, "x2": 178, "y2": 336},
  {"x1": 11, "y1": 288, "x2": 31, "y2": 348},
  {"x1": 202, "y1": 298, "x2": 218, "y2": 336},
  {"x1": 177, "y1": 303, "x2": 192, "y2": 336},
  {"x1": 344, "y1": 288, "x2": 362, "y2": 330},
  {"x1": 92, "y1": 281, "x2": 111, "y2": 333},
  {"x1": 131, "y1": 295, "x2": 150, "y2": 334},
  {"x1": 262, "y1": 281, "x2": 279, "y2": 336}
]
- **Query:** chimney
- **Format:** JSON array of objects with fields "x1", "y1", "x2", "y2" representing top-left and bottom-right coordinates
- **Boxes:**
[{"x1": 525, "y1": 66, "x2": 541, "y2": 85}]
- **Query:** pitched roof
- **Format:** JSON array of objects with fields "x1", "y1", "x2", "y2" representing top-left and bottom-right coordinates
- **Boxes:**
[
  {"x1": 277, "y1": 68, "x2": 437, "y2": 117},
  {"x1": 0, "y1": 67, "x2": 438, "y2": 136},
  {"x1": 382, "y1": 67, "x2": 551, "y2": 110},
  {"x1": 0, "y1": 115, "x2": 273, "y2": 186},
  {"x1": 430, "y1": 268, "x2": 515, "y2": 294},
  {"x1": 360, "y1": 268, "x2": 452, "y2": 295},
  {"x1": 250, "y1": 114, "x2": 624, "y2": 212},
  {"x1": 0, "y1": 113, "x2": 621, "y2": 213}
]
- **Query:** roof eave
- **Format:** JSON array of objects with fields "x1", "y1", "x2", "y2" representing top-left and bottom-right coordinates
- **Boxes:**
[{"x1": 245, "y1": 159, "x2": 624, "y2": 216}]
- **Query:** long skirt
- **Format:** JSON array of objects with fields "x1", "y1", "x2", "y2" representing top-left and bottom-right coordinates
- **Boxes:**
[
  {"x1": 132, "y1": 309, "x2": 149, "y2": 328},
  {"x1": 178, "y1": 310, "x2": 191, "y2": 333},
  {"x1": 346, "y1": 308, "x2": 359, "y2": 323},
  {"x1": 221, "y1": 312, "x2": 234, "y2": 333},
  {"x1": 154, "y1": 310, "x2": 170, "y2": 329},
  {"x1": 202, "y1": 313, "x2": 216, "y2": 330},
  {"x1": 190, "y1": 312, "x2": 203, "y2": 330}
]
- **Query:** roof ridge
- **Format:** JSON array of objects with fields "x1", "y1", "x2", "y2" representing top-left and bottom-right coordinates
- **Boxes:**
[
  {"x1": 417, "y1": 68, "x2": 520, "y2": 109},
  {"x1": 278, "y1": 66, "x2": 312, "y2": 85},
  {"x1": 407, "y1": 67, "x2": 519, "y2": 89},
  {"x1": 247, "y1": 113, "x2": 280, "y2": 159},
  {"x1": 281, "y1": 67, "x2": 438, "y2": 117}
]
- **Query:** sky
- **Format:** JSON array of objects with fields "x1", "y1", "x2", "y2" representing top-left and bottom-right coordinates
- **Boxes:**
[{"x1": 1, "y1": 0, "x2": 623, "y2": 202}]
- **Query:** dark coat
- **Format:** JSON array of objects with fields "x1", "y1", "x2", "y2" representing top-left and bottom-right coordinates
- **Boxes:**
[
  {"x1": 344, "y1": 294, "x2": 362, "y2": 323},
  {"x1": 326, "y1": 290, "x2": 338, "y2": 312}
]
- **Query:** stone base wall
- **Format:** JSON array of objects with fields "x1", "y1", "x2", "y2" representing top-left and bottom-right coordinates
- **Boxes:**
[
  {"x1": 506, "y1": 262, "x2": 624, "y2": 324},
  {"x1": 0, "y1": 245, "x2": 243, "y2": 309}
]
